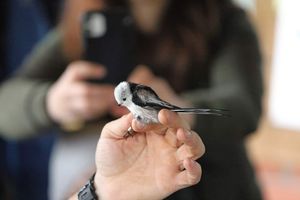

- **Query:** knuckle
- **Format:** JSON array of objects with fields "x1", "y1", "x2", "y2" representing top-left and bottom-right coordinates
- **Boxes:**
[
  {"x1": 198, "y1": 138, "x2": 205, "y2": 157},
  {"x1": 200, "y1": 142, "x2": 206, "y2": 156},
  {"x1": 189, "y1": 165, "x2": 202, "y2": 185},
  {"x1": 190, "y1": 174, "x2": 201, "y2": 185},
  {"x1": 193, "y1": 132, "x2": 205, "y2": 158},
  {"x1": 78, "y1": 98, "x2": 92, "y2": 112},
  {"x1": 66, "y1": 64, "x2": 80, "y2": 78},
  {"x1": 68, "y1": 62, "x2": 81, "y2": 71},
  {"x1": 193, "y1": 144, "x2": 205, "y2": 160},
  {"x1": 78, "y1": 85, "x2": 91, "y2": 97},
  {"x1": 102, "y1": 123, "x2": 111, "y2": 132},
  {"x1": 68, "y1": 61, "x2": 87, "y2": 75}
]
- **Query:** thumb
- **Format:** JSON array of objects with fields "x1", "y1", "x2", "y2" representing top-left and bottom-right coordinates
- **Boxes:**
[
  {"x1": 101, "y1": 113, "x2": 133, "y2": 139},
  {"x1": 65, "y1": 61, "x2": 107, "y2": 81}
]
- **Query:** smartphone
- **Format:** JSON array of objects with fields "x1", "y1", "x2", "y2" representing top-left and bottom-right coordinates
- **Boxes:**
[{"x1": 81, "y1": 9, "x2": 137, "y2": 84}]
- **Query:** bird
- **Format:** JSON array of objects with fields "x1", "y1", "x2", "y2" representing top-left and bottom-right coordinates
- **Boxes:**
[{"x1": 114, "y1": 81, "x2": 228, "y2": 136}]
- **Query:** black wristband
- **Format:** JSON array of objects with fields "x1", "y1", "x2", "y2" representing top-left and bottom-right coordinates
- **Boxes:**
[{"x1": 78, "y1": 173, "x2": 98, "y2": 200}]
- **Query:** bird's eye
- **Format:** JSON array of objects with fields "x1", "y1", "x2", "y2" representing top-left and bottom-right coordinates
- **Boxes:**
[{"x1": 122, "y1": 98, "x2": 127, "y2": 101}]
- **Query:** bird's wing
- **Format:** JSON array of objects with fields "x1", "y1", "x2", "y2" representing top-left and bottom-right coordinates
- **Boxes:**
[{"x1": 132, "y1": 85, "x2": 179, "y2": 110}]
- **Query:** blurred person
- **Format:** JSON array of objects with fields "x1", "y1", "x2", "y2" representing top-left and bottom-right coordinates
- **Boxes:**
[
  {"x1": 0, "y1": 0, "x2": 263, "y2": 199},
  {"x1": 69, "y1": 109, "x2": 205, "y2": 200},
  {"x1": 97, "y1": 2, "x2": 264, "y2": 200},
  {"x1": 0, "y1": 1, "x2": 112, "y2": 199},
  {"x1": 0, "y1": 0, "x2": 62, "y2": 199}
]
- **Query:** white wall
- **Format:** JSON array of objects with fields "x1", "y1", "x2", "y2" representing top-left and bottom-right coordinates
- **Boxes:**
[
  {"x1": 233, "y1": 0, "x2": 256, "y2": 12},
  {"x1": 269, "y1": 0, "x2": 300, "y2": 131}
]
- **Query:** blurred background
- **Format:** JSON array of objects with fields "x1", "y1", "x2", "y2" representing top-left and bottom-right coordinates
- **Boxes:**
[
  {"x1": 238, "y1": 0, "x2": 300, "y2": 200},
  {"x1": 1, "y1": 0, "x2": 300, "y2": 199}
]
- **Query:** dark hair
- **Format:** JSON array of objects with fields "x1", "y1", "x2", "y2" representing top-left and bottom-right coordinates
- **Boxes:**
[{"x1": 106, "y1": 0, "x2": 235, "y2": 91}]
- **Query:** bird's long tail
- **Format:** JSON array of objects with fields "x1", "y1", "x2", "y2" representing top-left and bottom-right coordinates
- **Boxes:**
[{"x1": 171, "y1": 108, "x2": 230, "y2": 117}]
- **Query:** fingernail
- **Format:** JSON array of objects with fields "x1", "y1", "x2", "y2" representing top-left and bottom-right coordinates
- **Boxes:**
[{"x1": 98, "y1": 68, "x2": 107, "y2": 78}]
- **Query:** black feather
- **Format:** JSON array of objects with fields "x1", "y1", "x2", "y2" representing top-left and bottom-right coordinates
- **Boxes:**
[{"x1": 128, "y1": 82, "x2": 229, "y2": 117}]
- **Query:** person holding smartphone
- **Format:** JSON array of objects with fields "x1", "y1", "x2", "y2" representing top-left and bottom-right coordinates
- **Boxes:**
[{"x1": 0, "y1": 0, "x2": 263, "y2": 199}]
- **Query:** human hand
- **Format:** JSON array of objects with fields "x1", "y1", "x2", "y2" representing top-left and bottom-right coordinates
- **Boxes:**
[
  {"x1": 47, "y1": 61, "x2": 115, "y2": 126},
  {"x1": 94, "y1": 109, "x2": 205, "y2": 200},
  {"x1": 126, "y1": 65, "x2": 196, "y2": 126}
]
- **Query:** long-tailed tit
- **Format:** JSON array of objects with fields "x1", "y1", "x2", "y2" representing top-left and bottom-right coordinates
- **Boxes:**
[{"x1": 114, "y1": 81, "x2": 228, "y2": 130}]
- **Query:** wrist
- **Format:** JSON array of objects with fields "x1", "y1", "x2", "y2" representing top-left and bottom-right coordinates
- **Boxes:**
[
  {"x1": 78, "y1": 173, "x2": 98, "y2": 200},
  {"x1": 47, "y1": 85, "x2": 86, "y2": 131},
  {"x1": 93, "y1": 172, "x2": 122, "y2": 200},
  {"x1": 46, "y1": 84, "x2": 62, "y2": 123},
  {"x1": 93, "y1": 173, "x2": 102, "y2": 200}
]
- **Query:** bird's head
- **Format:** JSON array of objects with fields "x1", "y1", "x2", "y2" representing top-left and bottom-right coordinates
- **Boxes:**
[{"x1": 114, "y1": 81, "x2": 132, "y2": 107}]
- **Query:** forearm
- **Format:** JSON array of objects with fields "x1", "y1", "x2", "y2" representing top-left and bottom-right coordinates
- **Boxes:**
[
  {"x1": 15, "y1": 27, "x2": 69, "y2": 80},
  {"x1": 69, "y1": 193, "x2": 77, "y2": 200},
  {"x1": 0, "y1": 28, "x2": 70, "y2": 139},
  {"x1": 0, "y1": 78, "x2": 54, "y2": 139}
]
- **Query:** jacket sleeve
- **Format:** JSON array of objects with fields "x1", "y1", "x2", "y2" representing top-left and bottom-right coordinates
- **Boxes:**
[
  {"x1": 0, "y1": 28, "x2": 68, "y2": 139},
  {"x1": 183, "y1": 10, "x2": 263, "y2": 143}
]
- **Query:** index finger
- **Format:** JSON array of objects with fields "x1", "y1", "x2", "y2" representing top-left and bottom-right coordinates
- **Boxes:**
[
  {"x1": 131, "y1": 109, "x2": 191, "y2": 134},
  {"x1": 131, "y1": 119, "x2": 165, "y2": 134},
  {"x1": 65, "y1": 61, "x2": 106, "y2": 81},
  {"x1": 158, "y1": 109, "x2": 191, "y2": 130}
]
